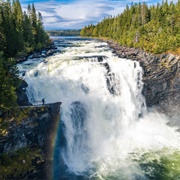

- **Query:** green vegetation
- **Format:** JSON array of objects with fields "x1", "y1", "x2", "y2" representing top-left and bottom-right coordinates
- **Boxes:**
[
  {"x1": 0, "y1": 148, "x2": 43, "y2": 179},
  {"x1": 0, "y1": 0, "x2": 49, "y2": 116},
  {"x1": 0, "y1": 106, "x2": 49, "y2": 178},
  {"x1": 47, "y1": 29, "x2": 81, "y2": 36},
  {"x1": 0, "y1": 0, "x2": 50, "y2": 58},
  {"x1": 0, "y1": 105, "x2": 48, "y2": 138},
  {"x1": 81, "y1": 0, "x2": 180, "y2": 54},
  {"x1": 0, "y1": 53, "x2": 20, "y2": 112}
]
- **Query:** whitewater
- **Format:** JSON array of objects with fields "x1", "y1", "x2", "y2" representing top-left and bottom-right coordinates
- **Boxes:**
[{"x1": 18, "y1": 37, "x2": 180, "y2": 180}]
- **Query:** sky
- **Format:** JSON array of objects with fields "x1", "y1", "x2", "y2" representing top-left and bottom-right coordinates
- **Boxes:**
[{"x1": 19, "y1": 0, "x2": 177, "y2": 30}]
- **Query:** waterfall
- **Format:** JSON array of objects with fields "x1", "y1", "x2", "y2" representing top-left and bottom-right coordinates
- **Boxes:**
[{"x1": 18, "y1": 37, "x2": 180, "y2": 180}]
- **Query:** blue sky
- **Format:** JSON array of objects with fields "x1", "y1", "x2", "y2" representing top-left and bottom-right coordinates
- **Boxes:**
[{"x1": 19, "y1": 0, "x2": 178, "y2": 30}]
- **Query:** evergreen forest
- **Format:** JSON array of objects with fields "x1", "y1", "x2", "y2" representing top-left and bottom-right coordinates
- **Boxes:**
[
  {"x1": 0, "y1": 0, "x2": 49, "y2": 114},
  {"x1": 80, "y1": 0, "x2": 180, "y2": 54},
  {"x1": 47, "y1": 29, "x2": 81, "y2": 36}
]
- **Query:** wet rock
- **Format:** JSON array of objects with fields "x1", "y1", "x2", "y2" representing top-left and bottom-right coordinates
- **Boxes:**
[
  {"x1": 26, "y1": 42, "x2": 59, "y2": 60},
  {"x1": 16, "y1": 56, "x2": 27, "y2": 63},
  {"x1": 29, "y1": 52, "x2": 42, "y2": 59},
  {"x1": 46, "y1": 49, "x2": 57, "y2": 56},
  {"x1": 103, "y1": 62, "x2": 119, "y2": 95},
  {"x1": 16, "y1": 80, "x2": 31, "y2": 106},
  {"x1": 49, "y1": 45, "x2": 58, "y2": 49},
  {"x1": 77, "y1": 55, "x2": 107, "y2": 62},
  {"x1": 81, "y1": 84, "x2": 89, "y2": 94}
]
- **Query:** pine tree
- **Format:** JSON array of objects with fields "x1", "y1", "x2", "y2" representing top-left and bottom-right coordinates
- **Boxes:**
[
  {"x1": 12, "y1": 0, "x2": 24, "y2": 55},
  {"x1": 0, "y1": 3, "x2": 6, "y2": 53},
  {"x1": 22, "y1": 11, "x2": 34, "y2": 53},
  {"x1": 0, "y1": 53, "x2": 19, "y2": 112},
  {"x1": 81, "y1": 1, "x2": 180, "y2": 54},
  {"x1": 2, "y1": 0, "x2": 19, "y2": 57}
]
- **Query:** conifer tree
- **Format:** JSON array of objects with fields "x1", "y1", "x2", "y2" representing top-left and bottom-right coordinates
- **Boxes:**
[
  {"x1": 0, "y1": 53, "x2": 19, "y2": 112},
  {"x1": 12, "y1": 0, "x2": 24, "y2": 55},
  {"x1": 81, "y1": 1, "x2": 180, "y2": 54}
]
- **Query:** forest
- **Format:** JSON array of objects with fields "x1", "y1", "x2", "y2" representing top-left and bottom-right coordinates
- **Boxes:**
[
  {"x1": 47, "y1": 29, "x2": 81, "y2": 36},
  {"x1": 0, "y1": 0, "x2": 49, "y2": 114},
  {"x1": 80, "y1": 0, "x2": 180, "y2": 54}
]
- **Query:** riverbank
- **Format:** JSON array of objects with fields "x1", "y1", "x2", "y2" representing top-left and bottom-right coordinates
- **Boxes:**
[{"x1": 16, "y1": 41, "x2": 59, "y2": 63}]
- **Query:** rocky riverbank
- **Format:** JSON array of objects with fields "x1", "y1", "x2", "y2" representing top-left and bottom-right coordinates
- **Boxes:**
[
  {"x1": 16, "y1": 42, "x2": 59, "y2": 63},
  {"x1": 104, "y1": 40, "x2": 180, "y2": 124}
]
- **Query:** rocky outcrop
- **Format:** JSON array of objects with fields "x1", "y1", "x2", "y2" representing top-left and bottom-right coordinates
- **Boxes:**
[
  {"x1": 16, "y1": 42, "x2": 59, "y2": 63},
  {"x1": 105, "y1": 40, "x2": 180, "y2": 120},
  {"x1": 16, "y1": 80, "x2": 31, "y2": 106},
  {"x1": 0, "y1": 102, "x2": 61, "y2": 179}
]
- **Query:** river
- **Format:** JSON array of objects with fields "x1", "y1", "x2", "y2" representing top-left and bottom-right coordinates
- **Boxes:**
[{"x1": 18, "y1": 37, "x2": 180, "y2": 180}]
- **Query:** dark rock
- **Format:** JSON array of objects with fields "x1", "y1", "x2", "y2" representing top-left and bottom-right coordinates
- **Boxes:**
[
  {"x1": 102, "y1": 62, "x2": 119, "y2": 95},
  {"x1": 25, "y1": 42, "x2": 59, "y2": 60},
  {"x1": 29, "y1": 52, "x2": 42, "y2": 59},
  {"x1": 22, "y1": 71, "x2": 26, "y2": 76},
  {"x1": 46, "y1": 49, "x2": 57, "y2": 56},
  {"x1": 81, "y1": 84, "x2": 89, "y2": 94},
  {"x1": 16, "y1": 56, "x2": 27, "y2": 63},
  {"x1": 16, "y1": 80, "x2": 31, "y2": 106},
  {"x1": 77, "y1": 55, "x2": 107, "y2": 62},
  {"x1": 49, "y1": 45, "x2": 58, "y2": 49}
]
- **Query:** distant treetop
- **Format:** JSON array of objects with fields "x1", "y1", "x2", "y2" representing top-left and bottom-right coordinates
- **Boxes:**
[{"x1": 81, "y1": 0, "x2": 180, "y2": 54}]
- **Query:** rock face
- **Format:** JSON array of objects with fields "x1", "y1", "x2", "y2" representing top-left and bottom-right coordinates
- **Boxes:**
[
  {"x1": 105, "y1": 40, "x2": 180, "y2": 122},
  {"x1": 0, "y1": 102, "x2": 61, "y2": 179},
  {"x1": 16, "y1": 80, "x2": 31, "y2": 106}
]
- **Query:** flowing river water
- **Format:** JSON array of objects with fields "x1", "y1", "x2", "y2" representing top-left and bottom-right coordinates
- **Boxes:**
[{"x1": 18, "y1": 37, "x2": 180, "y2": 180}]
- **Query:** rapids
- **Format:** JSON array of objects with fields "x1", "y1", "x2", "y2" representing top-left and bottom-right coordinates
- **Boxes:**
[{"x1": 18, "y1": 37, "x2": 180, "y2": 180}]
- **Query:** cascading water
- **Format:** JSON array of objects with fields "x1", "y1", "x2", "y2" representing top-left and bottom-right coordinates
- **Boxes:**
[{"x1": 18, "y1": 37, "x2": 180, "y2": 180}]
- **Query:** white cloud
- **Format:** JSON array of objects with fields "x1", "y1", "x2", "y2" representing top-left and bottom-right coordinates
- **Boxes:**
[
  {"x1": 55, "y1": 4, "x2": 88, "y2": 20},
  {"x1": 20, "y1": 0, "x2": 168, "y2": 29},
  {"x1": 27, "y1": 0, "x2": 114, "y2": 29},
  {"x1": 40, "y1": 11, "x2": 54, "y2": 17},
  {"x1": 44, "y1": 16, "x2": 60, "y2": 23},
  {"x1": 55, "y1": 1, "x2": 111, "y2": 20}
]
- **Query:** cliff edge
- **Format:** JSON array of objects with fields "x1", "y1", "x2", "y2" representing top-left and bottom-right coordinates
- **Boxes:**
[{"x1": 0, "y1": 101, "x2": 61, "y2": 179}]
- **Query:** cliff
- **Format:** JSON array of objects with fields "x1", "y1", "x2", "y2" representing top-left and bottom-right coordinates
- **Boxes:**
[
  {"x1": 106, "y1": 40, "x2": 180, "y2": 123},
  {"x1": 0, "y1": 102, "x2": 61, "y2": 179}
]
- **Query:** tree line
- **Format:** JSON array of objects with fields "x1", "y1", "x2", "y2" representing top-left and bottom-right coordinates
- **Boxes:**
[
  {"x1": 47, "y1": 29, "x2": 81, "y2": 36},
  {"x1": 0, "y1": 0, "x2": 49, "y2": 114},
  {"x1": 80, "y1": 0, "x2": 180, "y2": 54}
]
